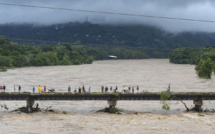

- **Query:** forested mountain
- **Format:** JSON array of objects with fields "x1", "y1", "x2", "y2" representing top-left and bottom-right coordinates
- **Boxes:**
[{"x1": 0, "y1": 22, "x2": 215, "y2": 49}]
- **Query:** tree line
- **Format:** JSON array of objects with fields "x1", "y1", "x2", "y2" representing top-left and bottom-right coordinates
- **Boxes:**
[
  {"x1": 0, "y1": 36, "x2": 153, "y2": 71},
  {"x1": 169, "y1": 46, "x2": 215, "y2": 79}
]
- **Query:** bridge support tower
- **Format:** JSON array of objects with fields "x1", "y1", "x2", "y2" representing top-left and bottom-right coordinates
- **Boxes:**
[
  {"x1": 26, "y1": 97, "x2": 35, "y2": 113},
  {"x1": 193, "y1": 98, "x2": 203, "y2": 112},
  {"x1": 108, "y1": 100, "x2": 117, "y2": 113}
]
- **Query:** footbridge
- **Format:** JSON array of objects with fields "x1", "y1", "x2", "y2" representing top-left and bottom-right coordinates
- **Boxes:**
[{"x1": 0, "y1": 92, "x2": 215, "y2": 112}]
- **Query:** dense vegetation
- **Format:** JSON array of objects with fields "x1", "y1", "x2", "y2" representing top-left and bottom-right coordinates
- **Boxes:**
[
  {"x1": 1, "y1": 22, "x2": 215, "y2": 58},
  {"x1": 169, "y1": 46, "x2": 215, "y2": 79},
  {"x1": 0, "y1": 36, "x2": 152, "y2": 71},
  {"x1": 0, "y1": 36, "x2": 96, "y2": 71}
]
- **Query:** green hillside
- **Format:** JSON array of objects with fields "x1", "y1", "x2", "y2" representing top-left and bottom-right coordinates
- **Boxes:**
[
  {"x1": 0, "y1": 22, "x2": 215, "y2": 49},
  {"x1": 1, "y1": 22, "x2": 215, "y2": 60}
]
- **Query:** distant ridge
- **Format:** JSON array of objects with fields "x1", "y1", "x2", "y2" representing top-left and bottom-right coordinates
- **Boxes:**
[{"x1": 0, "y1": 22, "x2": 215, "y2": 49}]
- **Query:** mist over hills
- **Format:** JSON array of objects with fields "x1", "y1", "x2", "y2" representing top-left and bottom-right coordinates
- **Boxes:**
[{"x1": 0, "y1": 22, "x2": 215, "y2": 49}]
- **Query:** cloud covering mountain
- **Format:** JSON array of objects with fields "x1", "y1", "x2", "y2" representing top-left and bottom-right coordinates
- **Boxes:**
[{"x1": 0, "y1": 0, "x2": 215, "y2": 32}]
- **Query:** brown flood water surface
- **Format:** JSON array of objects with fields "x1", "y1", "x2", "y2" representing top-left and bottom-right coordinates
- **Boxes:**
[{"x1": 0, "y1": 59, "x2": 215, "y2": 134}]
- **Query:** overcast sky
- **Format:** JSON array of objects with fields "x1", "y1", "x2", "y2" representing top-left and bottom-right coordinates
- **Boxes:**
[{"x1": 0, "y1": 0, "x2": 215, "y2": 32}]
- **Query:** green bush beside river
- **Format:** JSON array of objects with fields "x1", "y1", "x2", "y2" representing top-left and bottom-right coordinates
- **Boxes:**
[{"x1": 169, "y1": 46, "x2": 215, "y2": 79}]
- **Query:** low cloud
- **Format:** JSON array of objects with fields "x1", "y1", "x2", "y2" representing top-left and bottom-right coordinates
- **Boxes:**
[{"x1": 0, "y1": 0, "x2": 215, "y2": 32}]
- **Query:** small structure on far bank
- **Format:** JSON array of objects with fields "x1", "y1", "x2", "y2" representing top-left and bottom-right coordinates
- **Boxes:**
[{"x1": 108, "y1": 55, "x2": 117, "y2": 59}]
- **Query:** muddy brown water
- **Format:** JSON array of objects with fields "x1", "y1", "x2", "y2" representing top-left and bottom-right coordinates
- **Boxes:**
[{"x1": 0, "y1": 59, "x2": 215, "y2": 134}]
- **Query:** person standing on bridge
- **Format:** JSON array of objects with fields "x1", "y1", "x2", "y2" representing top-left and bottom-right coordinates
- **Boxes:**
[
  {"x1": 110, "y1": 86, "x2": 112, "y2": 92},
  {"x1": 89, "y1": 86, "x2": 91, "y2": 92},
  {"x1": 101, "y1": 85, "x2": 104, "y2": 93},
  {"x1": 168, "y1": 83, "x2": 171, "y2": 91},
  {"x1": 3, "y1": 85, "x2": 5, "y2": 92},
  {"x1": 33, "y1": 86, "x2": 35, "y2": 93},
  {"x1": 132, "y1": 86, "x2": 134, "y2": 93},
  {"x1": 128, "y1": 86, "x2": 131, "y2": 93},
  {"x1": 114, "y1": 86, "x2": 118, "y2": 93},
  {"x1": 82, "y1": 85, "x2": 86, "y2": 93},
  {"x1": 105, "y1": 87, "x2": 108, "y2": 92},
  {"x1": 68, "y1": 85, "x2": 71, "y2": 93},
  {"x1": 18, "y1": 85, "x2": 21, "y2": 93},
  {"x1": 44, "y1": 85, "x2": 46, "y2": 92},
  {"x1": 137, "y1": 86, "x2": 139, "y2": 93},
  {"x1": 14, "y1": 85, "x2": 16, "y2": 92},
  {"x1": 38, "y1": 85, "x2": 41, "y2": 93},
  {"x1": 78, "y1": 87, "x2": 81, "y2": 93}
]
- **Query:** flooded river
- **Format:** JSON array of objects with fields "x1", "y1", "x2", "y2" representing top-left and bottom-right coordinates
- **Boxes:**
[{"x1": 0, "y1": 59, "x2": 215, "y2": 134}]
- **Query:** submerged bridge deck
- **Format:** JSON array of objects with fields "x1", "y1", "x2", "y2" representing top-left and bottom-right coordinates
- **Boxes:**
[{"x1": 0, "y1": 92, "x2": 215, "y2": 101}]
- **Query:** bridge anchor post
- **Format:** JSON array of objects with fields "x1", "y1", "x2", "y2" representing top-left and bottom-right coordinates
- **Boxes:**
[
  {"x1": 193, "y1": 98, "x2": 203, "y2": 112},
  {"x1": 108, "y1": 100, "x2": 117, "y2": 113},
  {"x1": 26, "y1": 97, "x2": 35, "y2": 113}
]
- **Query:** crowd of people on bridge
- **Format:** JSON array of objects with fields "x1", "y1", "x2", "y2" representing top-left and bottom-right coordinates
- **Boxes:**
[
  {"x1": 68, "y1": 85, "x2": 90, "y2": 93},
  {"x1": 67, "y1": 85, "x2": 141, "y2": 93},
  {"x1": 35, "y1": 85, "x2": 46, "y2": 93},
  {"x1": 100, "y1": 85, "x2": 140, "y2": 93},
  {"x1": 0, "y1": 84, "x2": 152, "y2": 94},
  {"x1": 0, "y1": 85, "x2": 22, "y2": 93}
]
